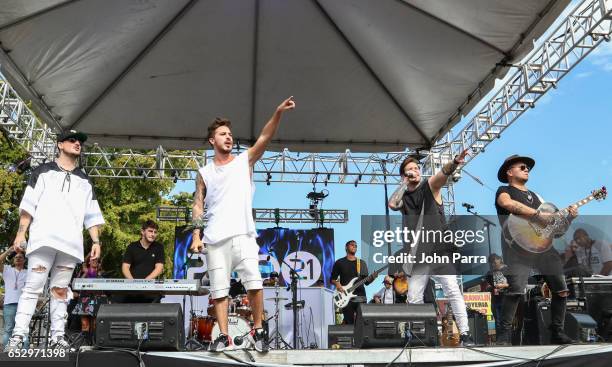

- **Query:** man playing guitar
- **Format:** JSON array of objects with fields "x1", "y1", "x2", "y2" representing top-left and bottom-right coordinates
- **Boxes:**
[
  {"x1": 494, "y1": 154, "x2": 577, "y2": 345},
  {"x1": 331, "y1": 240, "x2": 374, "y2": 324}
]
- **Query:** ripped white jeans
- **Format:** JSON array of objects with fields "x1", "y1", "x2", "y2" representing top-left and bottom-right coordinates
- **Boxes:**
[{"x1": 12, "y1": 246, "x2": 76, "y2": 339}]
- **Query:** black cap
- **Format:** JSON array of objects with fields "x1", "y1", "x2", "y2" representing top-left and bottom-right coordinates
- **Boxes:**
[
  {"x1": 497, "y1": 154, "x2": 535, "y2": 183},
  {"x1": 56, "y1": 130, "x2": 87, "y2": 143}
]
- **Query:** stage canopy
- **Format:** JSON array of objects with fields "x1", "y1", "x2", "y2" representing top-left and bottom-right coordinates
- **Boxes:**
[{"x1": 0, "y1": 0, "x2": 570, "y2": 152}]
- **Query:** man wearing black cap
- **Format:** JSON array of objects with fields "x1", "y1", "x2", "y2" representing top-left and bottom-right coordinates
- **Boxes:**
[
  {"x1": 5, "y1": 130, "x2": 105, "y2": 352},
  {"x1": 494, "y1": 154, "x2": 577, "y2": 345}
]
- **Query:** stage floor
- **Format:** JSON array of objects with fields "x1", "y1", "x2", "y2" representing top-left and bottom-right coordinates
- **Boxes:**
[{"x1": 5, "y1": 343, "x2": 610, "y2": 367}]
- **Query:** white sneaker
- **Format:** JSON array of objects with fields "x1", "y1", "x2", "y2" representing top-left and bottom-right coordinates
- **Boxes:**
[
  {"x1": 4, "y1": 335, "x2": 24, "y2": 352},
  {"x1": 49, "y1": 335, "x2": 75, "y2": 352}
]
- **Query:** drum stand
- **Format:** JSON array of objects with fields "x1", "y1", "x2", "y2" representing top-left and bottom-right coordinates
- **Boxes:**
[
  {"x1": 185, "y1": 291, "x2": 206, "y2": 350},
  {"x1": 267, "y1": 282, "x2": 291, "y2": 349}
]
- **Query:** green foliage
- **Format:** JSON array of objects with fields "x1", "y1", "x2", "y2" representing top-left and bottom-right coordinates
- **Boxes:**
[
  {"x1": 92, "y1": 158, "x2": 175, "y2": 277},
  {"x1": 0, "y1": 135, "x2": 28, "y2": 246}
]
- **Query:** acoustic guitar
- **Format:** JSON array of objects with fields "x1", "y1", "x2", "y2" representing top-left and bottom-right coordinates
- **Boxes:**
[{"x1": 504, "y1": 187, "x2": 606, "y2": 253}]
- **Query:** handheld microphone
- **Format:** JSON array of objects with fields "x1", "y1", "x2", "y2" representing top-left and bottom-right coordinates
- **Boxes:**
[
  {"x1": 462, "y1": 202, "x2": 474, "y2": 210},
  {"x1": 405, "y1": 172, "x2": 415, "y2": 178}
]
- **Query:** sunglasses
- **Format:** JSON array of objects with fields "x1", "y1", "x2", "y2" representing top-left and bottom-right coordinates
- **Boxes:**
[
  {"x1": 63, "y1": 138, "x2": 81, "y2": 144},
  {"x1": 513, "y1": 164, "x2": 530, "y2": 172}
]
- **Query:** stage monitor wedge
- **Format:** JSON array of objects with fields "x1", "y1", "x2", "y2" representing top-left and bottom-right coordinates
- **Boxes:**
[
  {"x1": 96, "y1": 303, "x2": 184, "y2": 351},
  {"x1": 354, "y1": 303, "x2": 438, "y2": 348}
]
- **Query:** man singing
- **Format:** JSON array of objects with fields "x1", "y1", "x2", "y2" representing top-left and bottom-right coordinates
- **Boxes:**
[
  {"x1": 388, "y1": 151, "x2": 475, "y2": 346},
  {"x1": 5, "y1": 130, "x2": 104, "y2": 351},
  {"x1": 190, "y1": 97, "x2": 295, "y2": 352}
]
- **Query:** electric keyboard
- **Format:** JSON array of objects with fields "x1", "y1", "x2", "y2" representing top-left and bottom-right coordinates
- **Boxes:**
[
  {"x1": 72, "y1": 278, "x2": 209, "y2": 295},
  {"x1": 567, "y1": 276, "x2": 612, "y2": 298}
]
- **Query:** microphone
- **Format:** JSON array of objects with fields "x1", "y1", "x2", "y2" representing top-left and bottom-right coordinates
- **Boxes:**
[
  {"x1": 405, "y1": 172, "x2": 415, "y2": 178},
  {"x1": 462, "y1": 202, "x2": 474, "y2": 210}
]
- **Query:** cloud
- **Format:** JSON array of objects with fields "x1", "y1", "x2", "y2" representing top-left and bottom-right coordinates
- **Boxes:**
[
  {"x1": 575, "y1": 71, "x2": 592, "y2": 78},
  {"x1": 590, "y1": 41, "x2": 612, "y2": 72}
]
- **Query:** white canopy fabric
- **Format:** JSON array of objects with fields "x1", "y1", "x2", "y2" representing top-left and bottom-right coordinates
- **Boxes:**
[{"x1": 0, "y1": 0, "x2": 570, "y2": 152}]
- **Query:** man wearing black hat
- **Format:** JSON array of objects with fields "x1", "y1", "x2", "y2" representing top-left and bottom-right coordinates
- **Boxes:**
[
  {"x1": 5, "y1": 130, "x2": 105, "y2": 352},
  {"x1": 494, "y1": 154, "x2": 577, "y2": 345}
]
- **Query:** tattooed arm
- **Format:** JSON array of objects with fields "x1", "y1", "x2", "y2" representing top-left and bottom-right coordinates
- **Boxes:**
[
  {"x1": 388, "y1": 177, "x2": 409, "y2": 211},
  {"x1": 496, "y1": 192, "x2": 550, "y2": 225},
  {"x1": 190, "y1": 173, "x2": 206, "y2": 253},
  {"x1": 12, "y1": 211, "x2": 32, "y2": 253}
]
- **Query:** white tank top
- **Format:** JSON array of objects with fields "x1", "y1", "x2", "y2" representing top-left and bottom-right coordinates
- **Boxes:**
[{"x1": 199, "y1": 151, "x2": 257, "y2": 244}]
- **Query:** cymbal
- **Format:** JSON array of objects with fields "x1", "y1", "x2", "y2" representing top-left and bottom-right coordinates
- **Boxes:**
[{"x1": 265, "y1": 297, "x2": 289, "y2": 301}]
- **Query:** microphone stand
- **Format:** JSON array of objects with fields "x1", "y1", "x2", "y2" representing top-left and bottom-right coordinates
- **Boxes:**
[
  {"x1": 466, "y1": 207, "x2": 497, "y2": 256},
  {"x1": 281, "y1": 258, "x2": 303, "y2": 349},
  {"x1": 182, "y1": 252, "x2": 203, "y2": 350}
]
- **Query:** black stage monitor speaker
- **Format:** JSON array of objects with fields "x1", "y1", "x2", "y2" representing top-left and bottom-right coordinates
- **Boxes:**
[
  {"x1": 354, "y1": 303, "x2": 438, "y2": 348},
  {"x1": 96, "y1": 303, "x2": 184, "y2": 351},
  {"x1": 467, "y1": 309, "x2": 488, "y2": 345},
  {"x1": 565, "y1": 312, "x2": 598, "y2": 343},
  {"x1": 328, "y1": 325, "x2": 354, "y2": 349},
  {"x1": 524, "y1": 300, "x2": 551, "y2": 345}
]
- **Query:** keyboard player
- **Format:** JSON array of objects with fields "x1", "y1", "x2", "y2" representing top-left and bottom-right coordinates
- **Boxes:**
[{"x1": 119, "y1": 220, "x2": 166, "y2": 303}]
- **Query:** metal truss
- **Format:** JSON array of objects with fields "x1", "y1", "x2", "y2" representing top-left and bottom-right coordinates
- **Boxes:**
[
  {"x1": 430, "y1": 0, "x2": 612, "y2": 167},
  {"x1": 3, "y1": 0, "x2": 610, "y2": 217},
  {"x1": 157, "y1": 206, "x2": 349, "y2": 224},
  {"x1": 0, "y1": 78, "x2": 56, "y2": 164}
]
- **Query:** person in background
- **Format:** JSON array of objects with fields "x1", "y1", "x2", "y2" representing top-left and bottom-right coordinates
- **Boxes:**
[
  {"x1": 121, "y1": 220, "x2": 165, "y2": 303},
  {"x1": 485, "y1": 254, "x2": 508, "y2": 335},
  {"x1": 1, "y1": 247, "x2": 27, "y2": 347},
  {"x1": 331, "y1": 240, "x2": 374, "y2": 324},
  {"x1": 564, "y1": 228, "x2": 612, "y2": 276},
  {"x1": 372, "y1": 275, "x2": 396, "y2": 304},
  {"x1": 72, "y1": 255, "x2": 107, "y2": 342}
]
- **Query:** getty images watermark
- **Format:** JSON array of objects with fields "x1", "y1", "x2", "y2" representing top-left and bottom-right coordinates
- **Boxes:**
[{"x1": 370, "y1": 227, "x2": 489, "y2": 265}]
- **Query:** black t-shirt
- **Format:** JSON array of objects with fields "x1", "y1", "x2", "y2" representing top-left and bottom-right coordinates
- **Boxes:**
[
  {"x1": 495, "y1": 185, "x2": 542, "y2": 258},
  {"x1": 122, "y1": 241, "x2": 165, "y2": 279},
  {"x1": 331, "y1": 257, "x2": 369, "y2": 296},
  {"x1": 400, "y1": 179, "x2": 451, "y2": 259}
]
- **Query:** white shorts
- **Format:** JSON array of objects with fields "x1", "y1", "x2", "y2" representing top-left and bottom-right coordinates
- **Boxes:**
[{"x1": 206, "y1": 234, "x2": 262, "y2": 299}]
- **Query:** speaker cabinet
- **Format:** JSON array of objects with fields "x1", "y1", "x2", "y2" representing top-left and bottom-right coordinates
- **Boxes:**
[
  {"x1": 467, "y1": 309, "x2": 488, "y2": 345},
  {"x1": 328, "y1": 325, "x2": 354, "y2": 349},
  {"x1": 96, "y1": 303, "x2": 184, "y2": 351},
  {"x1": 524, "y1": 300, "x2": 551, "y2": 345},
  {"x1": 565, "y1": 312, "x2": 598, "y2": 343},
  {"x1": 354, "y1": 303, "x2": 438, "y2": 348}
]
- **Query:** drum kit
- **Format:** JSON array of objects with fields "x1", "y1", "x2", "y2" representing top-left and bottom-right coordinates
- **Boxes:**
[
  {"x1": 188, "y1": 272, "x2": 288, "y2": 349},
  {"x1": 189, "y1": 294, "x2": 257, "y2": 345}
]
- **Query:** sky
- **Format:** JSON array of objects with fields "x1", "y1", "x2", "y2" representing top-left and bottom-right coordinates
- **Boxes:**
[{"x1": 170, "y1": 2, "x2": 612, "y2": 296}]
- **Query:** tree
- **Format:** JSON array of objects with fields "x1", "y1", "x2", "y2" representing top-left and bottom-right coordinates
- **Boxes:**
[{"x1": 0, "y1": 134, "x2": 28, "y2": 248}]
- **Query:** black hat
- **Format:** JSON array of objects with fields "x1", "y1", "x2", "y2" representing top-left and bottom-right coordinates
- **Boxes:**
[
  {"x1": 56, "y1": 130, "x2": 87, "y2": 143},
  {"x1": 497, "y1": 154, "x2": 535, "y2": 183}
]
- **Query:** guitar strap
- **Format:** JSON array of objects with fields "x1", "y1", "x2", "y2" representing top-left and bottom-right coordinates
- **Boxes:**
[{"x1": 356, "y1": 258, "x2": 361, "y2": 275}]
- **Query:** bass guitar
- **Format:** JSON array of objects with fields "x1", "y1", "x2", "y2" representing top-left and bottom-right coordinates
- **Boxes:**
[
  {"x1": 334, "y1": 265, "x2": 388, "y2": 309},
  {"x1": 504, "y1": 187, "x2": 606, "y2": 253}
]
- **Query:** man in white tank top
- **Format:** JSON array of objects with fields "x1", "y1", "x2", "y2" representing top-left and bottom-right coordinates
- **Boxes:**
[{"x1": 191, "y1": 96, "x2": 295, "y2": 352}]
